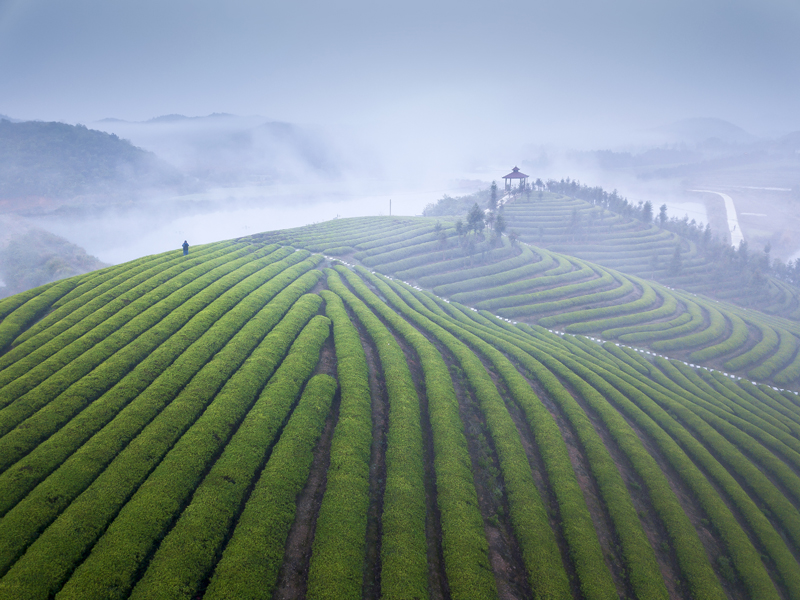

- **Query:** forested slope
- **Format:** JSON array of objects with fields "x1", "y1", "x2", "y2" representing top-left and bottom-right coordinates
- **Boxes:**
[{"x1": 0, "y1": 120, "x2": 180, "y2": 199}]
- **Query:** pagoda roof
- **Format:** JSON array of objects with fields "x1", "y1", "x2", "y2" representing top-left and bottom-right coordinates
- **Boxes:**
[{"x1": 502, "y1": 166, "x2": 529, "y2": 179}]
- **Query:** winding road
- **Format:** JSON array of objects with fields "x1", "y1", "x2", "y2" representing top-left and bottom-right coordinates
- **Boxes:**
[{"x1": 689, "y1": 189, "x2": 744, "y2": 247}]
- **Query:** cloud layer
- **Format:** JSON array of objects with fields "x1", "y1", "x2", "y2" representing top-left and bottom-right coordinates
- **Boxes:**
[{"x1": 2, "y1": 0, "x2": 798, "y2": 146}]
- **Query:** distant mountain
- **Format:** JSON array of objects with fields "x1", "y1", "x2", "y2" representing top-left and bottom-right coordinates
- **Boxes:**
[
  {"x1": 562, "y1": 118, "x2": 799, "y2": 188},
  {"x1": 253, "y1": 120, "x2": 338, "y2": 174},
  {"x1": 97, "y1": 113, "x2": 239, "y2": 124},
  {"x1": 652, "y1": 117, "x2": 757, "y2": 146},
  {"x1": 146, "y1": 113, "x2": 235, "y2": 123},
  {"x1": 0, "y1": 120, "x2": 182, "y2": 199},
  {"x1": 92, "y1": 114, "x2": 340, "y2": 185},
  {"x1": 0, "y1": 114, "x2": 22, "y2": 123},
  {"x1": 777, "y1": 131, "x2": 800, "y2": 151}
]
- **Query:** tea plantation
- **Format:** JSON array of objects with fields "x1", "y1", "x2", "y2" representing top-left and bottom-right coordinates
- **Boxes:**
[{"x1": 2, "y1": 215, "x2": 800, "y2": 600}]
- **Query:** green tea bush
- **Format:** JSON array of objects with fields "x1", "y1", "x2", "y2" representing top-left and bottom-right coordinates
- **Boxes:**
[
  {"x1": 127, "y1": 319, "x2": 332, "y2": 600},
  {"x1": 306, "y1": 290, "x2": 373, "y2": 600},
  {"x1": 0, "y1": 280, "x2": 323, "y2": 594},
  {"x1": 203, "y1": 374, "x2": 337, "y2": 600}
]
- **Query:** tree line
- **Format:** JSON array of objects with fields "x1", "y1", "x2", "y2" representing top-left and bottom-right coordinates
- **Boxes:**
[{"x1": 546, "y1": 178, "x2": 800, "y2": 289}]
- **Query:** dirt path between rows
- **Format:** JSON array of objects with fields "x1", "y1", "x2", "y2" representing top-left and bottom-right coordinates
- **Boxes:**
[
  {"x1": 272, "y1": 333, "x2": 339, "y2": 599},
  {"x1": 514, "y1": 369, "x2": 634, "y2": 599},
  {"x1": 445, "y1": 354, "x2": 535, "y2": 599},
  {"x1": 394, "y1": 333, "x2": 449, "y2": 600},
  {"x1": 356, "y1": 316, "x2": 389, "y2": 600}
]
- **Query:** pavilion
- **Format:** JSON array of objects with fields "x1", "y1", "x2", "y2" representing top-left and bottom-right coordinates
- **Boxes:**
[{"x1": 502, "y1": 166, "x2": 529, "y2": 191}]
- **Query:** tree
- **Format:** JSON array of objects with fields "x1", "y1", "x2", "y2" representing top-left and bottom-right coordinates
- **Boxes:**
[
  {"x1": 535, "y1": 178, "x2": 543, "y2": 191},
  {"x1": 568, "y1": 208, "x2": 582, "y2": 240},
  {"x1": 509, "y1": 230, "x2": 519, "y2": 246},
  {"x1": 434, "y1": 220, "x2": 442, "y2": 232},
  {"x1": 650, "y1": 252, "x2": 660, "y2": 279},
  {"x1": 467, "y1": 203, "x2": 485, "y2": 235},
  {"x1": 641, "y1": 201, "x2": 653, "y2": 224},
  {"x1": 763, "y1": 242, "x2": 772, "y2": 272},
  {"x1": 466, "y1": 237, "x2": 477, "y2": 265},
  {"x1": 455, "y1": 219, "x2": 464, "y2": 240},
  {"x1": 438, "y1": 230, "x2": 448, "y2": 259},
  {"x1": 668, "y1": 245, "x2": 683, "y2": 275},
  {"x1": 495, "y1": 212, "x2": 506, "y2": 236},
  {"x1": 749, "y1": 268, "x2": 767, "y2": 293},
  {"x1": 737, "y1": 240, "x2": 749, "y2": 265},
  {"x1": 658, "y1": 204, "x2": 668, "y2": 228},
  {"x1": 489, "y1": 181, "x2": 498, "y2": 212}
]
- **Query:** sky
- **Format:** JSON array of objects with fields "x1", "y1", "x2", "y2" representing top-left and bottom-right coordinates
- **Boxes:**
[{"x1": 1, "y1": 0, "x2": 799, "y2": 149}]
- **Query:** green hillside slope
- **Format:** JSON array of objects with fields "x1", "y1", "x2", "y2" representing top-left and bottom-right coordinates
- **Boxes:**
[
  {"x1": 259, "y1": 216, "x2": 800, "y2": 387},
  {"x1": 1, "y1": 220, "x2": 800, "y2": 599},
  {"x1": 426, "y1": 184, "x2": 800, "y2": 321},
  {"x1": 503, "y1": 190, "x2": 800, "y2": 320}
]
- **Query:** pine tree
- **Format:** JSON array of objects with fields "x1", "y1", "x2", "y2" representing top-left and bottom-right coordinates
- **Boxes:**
[
  {"x1": 642, "y1": 201, "x2": 653, "y2": 223},
  {"x1": 668, "y1": 245, "x2": 683, "y2": 275},
  {"x1": 489, "y1": 182, "x2": 498, "y2": 212},
  {"x1": 495, "y1": 213, "x2": 506, "y2": 235},
  {"x1": 467, "y1": 203, "x2": 485, "y2": 235}
]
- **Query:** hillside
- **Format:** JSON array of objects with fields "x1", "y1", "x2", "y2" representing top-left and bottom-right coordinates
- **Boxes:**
[
  {"x1": 426, "y1": 183, "x2": 800, "y2": 321},
  {"x1": 2, "y1": 219, "x2": 800, "y2": 599},
  {"x1": 92, "y1": 113, "x2": 339, "y2": 185},
  {"x1": 0, "y1": 120, "x2": 181, "y2": 200}
]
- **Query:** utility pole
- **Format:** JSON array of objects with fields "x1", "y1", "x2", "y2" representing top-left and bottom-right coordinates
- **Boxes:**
[{"x1": 389, "y1": 199, "x2": 392, "y2": 216}]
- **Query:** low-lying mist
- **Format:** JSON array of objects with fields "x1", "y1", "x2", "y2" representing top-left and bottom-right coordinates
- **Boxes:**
[{"x1": 3, "y1": 111, "x2": 800, "y2": 280}]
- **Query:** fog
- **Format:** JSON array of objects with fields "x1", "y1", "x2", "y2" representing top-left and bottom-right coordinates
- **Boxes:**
[
  {"x1": 1, "y1": 0, "x2": 799, "y2": 268},
  {"x1": 32, "y1": 180, "x2": 486, "y2": 264},
  {"x1": 4, "y1": 0, "x2": 799, "y2": 137}
]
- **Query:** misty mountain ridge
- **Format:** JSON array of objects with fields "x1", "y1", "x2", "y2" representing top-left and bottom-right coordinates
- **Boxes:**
[
  {"x1": 147, "y1": 113, "x2": 236, "y2": 123},
  {"x1": 0, "y1": 113, "x2": 340, "y2": 208},
  {"x1": 92, "y1": 113, "x2": 341, "y2": 186},
  {"x1": 0, "y1": 120, "x2": 184, "y2": 202},
  {"x1": 551, "y1": 118, "x2": 800, "y2": 188},
  {"x1": 99, "y1": 113, "x2": 240, "y2": 124},
  {"x1": 651, "y1": 117, "x2": 758, "y2": 146}
]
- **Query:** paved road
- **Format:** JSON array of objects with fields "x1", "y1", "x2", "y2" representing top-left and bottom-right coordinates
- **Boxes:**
[{"x1": 690, "y1": 189, "x2": 744, "y2": 247}]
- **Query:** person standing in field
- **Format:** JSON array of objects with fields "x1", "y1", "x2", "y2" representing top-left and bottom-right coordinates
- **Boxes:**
[{"x1": 182, "y1": 240, "x2": 189, "y2": 256}]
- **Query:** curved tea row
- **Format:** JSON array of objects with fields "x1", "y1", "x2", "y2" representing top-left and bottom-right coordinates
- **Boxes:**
[{"x1": 258, "y1": 216, "x2": 800, "y2": 386}]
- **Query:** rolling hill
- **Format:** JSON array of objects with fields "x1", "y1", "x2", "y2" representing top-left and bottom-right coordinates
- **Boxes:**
[
  {"x1": 426, "y1": 183, "x2": 800, "y2": 321},
  {"x1": 2, "y1": 217, "x2": 800, "y2": 599},
  {"x1": 0, "y1": 120, "x2": 181, "y2": 200}
]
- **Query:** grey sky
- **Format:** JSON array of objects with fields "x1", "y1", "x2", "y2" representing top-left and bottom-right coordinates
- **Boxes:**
[{"x1": 1, "y1": 0, "x2": 799, "y2": 146}]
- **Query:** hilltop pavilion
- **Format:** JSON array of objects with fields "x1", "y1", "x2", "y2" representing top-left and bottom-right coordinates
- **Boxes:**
[{"x1": 502, "y1": 166, "x2": 529, "y2": 191}]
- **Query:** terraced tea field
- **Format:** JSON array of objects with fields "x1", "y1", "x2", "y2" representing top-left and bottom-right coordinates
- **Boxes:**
[
  {"x1": 487, "y1": 191, "x2": 799, "y2": 320},
  {"x1": 262, "y1": 216, "x2": 800, "y2": 387},
  {"x1": 2, "y1": 217, "x2": 800, "y2": 600}
]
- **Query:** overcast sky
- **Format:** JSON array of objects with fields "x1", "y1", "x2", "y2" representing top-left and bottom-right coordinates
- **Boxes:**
[{"x1": 1, "y1": 0, "x2": 799, "y2": 148}]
